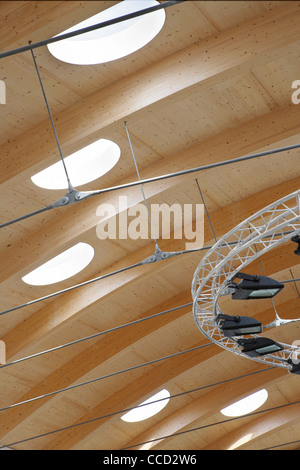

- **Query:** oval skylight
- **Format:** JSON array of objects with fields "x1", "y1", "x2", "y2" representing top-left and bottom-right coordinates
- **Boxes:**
[
  {"x1": 22, "y1": 242, "x2": 94, "y2": 286},
  {"x1": 47, "y1": 0, "x2": 166, "y2": 65},
  {"x1": 31, "y1": 138, "x2": 120, "y2": 190},
  {"x1": 121, "y1": 389, "x2": 170, "y2": 423},
  {"x1": 228, "y1": 433, "x2": 253, "y2": 450},
  {"x1": 221, "y1": 389, "x2": 268, "y2": 417}
]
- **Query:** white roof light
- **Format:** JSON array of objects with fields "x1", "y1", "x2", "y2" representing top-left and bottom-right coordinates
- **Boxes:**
[
  {"x1": 228, "y1": 433, "x2": 253, "y2": 450},
  {"x1": 221, "y1": 389, "x2": 268, "y2": 417},
  {"x1": 47, "y1": 0, "x2": 166, "y2": 65},
  {"x1": 121, "y1": 389, "x2": 170, "y2": 422},
  {"x1": 22, "y1": 242, "x2": 94, "y2": 286},
  {"x1": 31, "y1": 139, "x2": 120, "y2": 190}
]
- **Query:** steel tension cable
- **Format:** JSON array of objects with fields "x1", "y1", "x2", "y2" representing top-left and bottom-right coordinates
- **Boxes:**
[{"x1": 2, "y1": 142, "x2": 300, "y2": 230}]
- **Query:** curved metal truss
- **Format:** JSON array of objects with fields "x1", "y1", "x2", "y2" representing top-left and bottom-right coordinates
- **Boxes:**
[{"x1": 191, "y1": 190, "x2": 300, "y2": 370}]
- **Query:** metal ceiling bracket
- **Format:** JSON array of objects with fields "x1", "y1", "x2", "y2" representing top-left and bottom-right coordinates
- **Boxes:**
[
  {"x1": 141, "y1": 247, "x2": 183, "y2": 265},
  {"x1": 264, "y1": 318, "x2": 300, "y2": 329},
  {"x1": 50, "y1": 188, "x2": 96, "y2": 208}
]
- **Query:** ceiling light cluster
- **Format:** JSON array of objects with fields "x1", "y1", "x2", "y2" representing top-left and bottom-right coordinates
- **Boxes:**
[
  {"x1": 217, "y1": 310, "x2": 284, "y2": 359},
  {"x1": 216, "y1": 272, "x2": 286, "y2": 358},
  {"x1": 192, "y1": 190, "x2": 300, "y2": 374}
]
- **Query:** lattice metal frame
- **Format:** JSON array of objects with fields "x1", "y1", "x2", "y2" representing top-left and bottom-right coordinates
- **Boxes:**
[{"x1": 191, "y1": 190, "x2": 300, "y2": 370}]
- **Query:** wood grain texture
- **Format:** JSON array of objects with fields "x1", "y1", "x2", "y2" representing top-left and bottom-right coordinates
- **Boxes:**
[{"x1": 0, "y1": 0, "x2": 300, "y2": 451}]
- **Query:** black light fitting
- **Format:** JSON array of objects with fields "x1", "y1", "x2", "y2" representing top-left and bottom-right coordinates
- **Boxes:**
[
  {"x1": 287, "y1": 359, "x2": 300, "y2": 375},
  {"x1": 230, "y1": 272, "x2": 284, "y2": 300},
  {"x1": 217, "y1": 314, "x2": 262, "y2": 337},
  {"x1": 237, "y1": 337, "x2": 284, "y2": 357},
  {"x1": 291, "y1": 235, "x2": 300, "y2": 255}
]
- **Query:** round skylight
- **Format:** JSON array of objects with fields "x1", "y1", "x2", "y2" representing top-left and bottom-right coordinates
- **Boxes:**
[
  {"x1": 121, "y1": 389, "x2": 170, "y2": 422},
  {"x1": 221, "y1": 389, "x2": 268, "y2": 417},
  {"x1": 31, "y1": 139, "x2": 120, "y2": 190},
  {"x1": 22, "y1": 242, "x2": 94, "y2": 286},
  {"x1": 47, "y1": 0, "x2": 166, "y2": 65}
]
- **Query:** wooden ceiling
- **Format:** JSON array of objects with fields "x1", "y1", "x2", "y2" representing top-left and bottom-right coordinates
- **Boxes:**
[{"x1": 0, "y1": 0, "x2": 300, "y2": 451}]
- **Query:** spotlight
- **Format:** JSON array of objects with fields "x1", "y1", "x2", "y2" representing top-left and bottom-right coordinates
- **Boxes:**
[
  {"x1": 217, "y1": 314, "x2": 262, "y2": 337},
  {"x1": 291, "y1": 235, "x2": 300, "y2": 255},
  {"x1": 231, "y1": 272, "x2": 284, "y2": 300},
  {"x1": 287, "y1": 360, "x2": 300, "y2": 375},
  {"x1": 237, "y1": 337, "x2": 284, "y2": 357}
]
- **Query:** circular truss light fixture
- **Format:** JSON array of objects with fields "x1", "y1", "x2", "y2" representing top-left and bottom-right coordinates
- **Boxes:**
[
  {"x1": 31, "y1": 138, "x2": 120, "y2": 190},
  {"x1": 191, "y1": 190, "x2": 300, "y2": 372},
  {"x1": 47, "y1": 0, "x2": 166, "y2": 65}
]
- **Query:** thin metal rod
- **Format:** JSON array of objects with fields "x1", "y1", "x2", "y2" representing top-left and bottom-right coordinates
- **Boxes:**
[
  {"x1": 0, "y1": 231, "x2": 294, "y2": 318},
  {"x1": 195, "y1": 179, "x2": 217, "y2": 243},
  {"x1": 194, "y1": 179, "x2": 230, "y2": 275},
  {"x1": 85, "y1": 142, "x2": 300, "y2": 198},
  {"x1": 122, "y1": 399, "x2": 300, "y2": 450},
  {"x1": 263, "y1": 439, "x2": 300, "y2": 451},
  {"x1": 282, "y1": 277, "x2": 300, "y2": 284},
  {"x1": 0, "y1": 261, "x2": 143, "y2": 317},
  {"x1": 1, "y1": 142, "x2": 299, "y2": 230},
  {"x1": 0, "y1": 248, "x2": 210, "y2": 318},
  {"x1": 0, "y1": 366, "x2": 273, "y2": 449},
  {"x1": 124, "y1": 121, "x2": 159, "y2": 249},
  {"x1": 289, "y1": 269, "x2": 300, "y2": 298},
  {"x1": 30, "y1": 48, "x2": 73, "y2": 190},
  {"x1": 0, "y1": 344, "x2": 210, "y2": 414},
  {"x1": 0, "y1": 1, "x2": 185, "y2": 60},
  {"x1": 252, "y1": 234, "x2": 280, "y2": 320},
  {"x1": 0, "y1": 303, "x2": 193, "y2": 369},
  {"x1": 0, "y1": 204, "x2": 54, "y2": 229}
]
